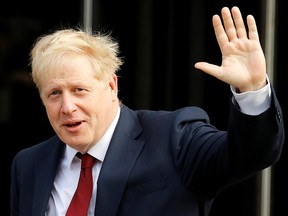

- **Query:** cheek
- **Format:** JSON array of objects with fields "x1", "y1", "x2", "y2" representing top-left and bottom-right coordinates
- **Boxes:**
[
  {"x1": 44, "y1": 103, "x2": 59, "y2": 121},
  {"x1": 96, "y1": 86, "x2": 115, "y2": 103}
]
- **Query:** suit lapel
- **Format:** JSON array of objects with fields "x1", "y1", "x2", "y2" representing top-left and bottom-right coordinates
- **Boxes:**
[
  {"x1": 31, "y1": 137, "x2": 64, "y2": 216},
  {"x1": 95, "y1": 105, "x2": 144, "y2": 216}
]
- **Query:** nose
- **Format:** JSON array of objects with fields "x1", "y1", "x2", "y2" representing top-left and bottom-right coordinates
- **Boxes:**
[{"x1": 61, "y1": 93, "x2": 77, "y2": 115}]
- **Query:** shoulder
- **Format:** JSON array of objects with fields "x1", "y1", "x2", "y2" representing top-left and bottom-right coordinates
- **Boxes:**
[
  {"x1": 121, "y1": 104, "x2": 210, "y2": 125},
  {"x1": 12, "y1": 135, "x2": 63, "y2": 166}
]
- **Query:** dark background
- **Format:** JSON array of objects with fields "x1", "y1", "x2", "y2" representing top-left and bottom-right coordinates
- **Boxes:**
[{"x1": 1, "y1": 0, "x2": 286, "y2": 215}]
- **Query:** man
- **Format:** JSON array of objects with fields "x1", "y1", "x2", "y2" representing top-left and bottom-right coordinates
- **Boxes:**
[{"x1": 10, "y1": 6, "x2": 284, "y2": 216}]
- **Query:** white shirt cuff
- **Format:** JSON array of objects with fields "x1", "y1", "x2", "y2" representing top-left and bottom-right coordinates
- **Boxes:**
[{"x1": 231, "y1": 78, "x2": 271, "y2": 116}]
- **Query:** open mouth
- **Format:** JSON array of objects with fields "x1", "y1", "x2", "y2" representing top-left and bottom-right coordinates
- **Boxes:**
[{"x1": 65, "y1": 122, "x2": 82, "y2": 127}]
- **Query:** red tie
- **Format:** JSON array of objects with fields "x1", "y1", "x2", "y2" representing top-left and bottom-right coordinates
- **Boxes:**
[{"x1": 66, "y1": 153, "x2": 96, "y2": 216}]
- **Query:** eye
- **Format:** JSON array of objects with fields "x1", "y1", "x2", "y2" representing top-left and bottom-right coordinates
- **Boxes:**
[
  {"x1": 50, "y1": 90, "x2": 61, "y2": 96},
  {"x1": 72, "y1": 88, "x2": 87, "y2": 94},
  {"x1": 46, "y1": 90, "x2": 62, "y2": 99},
  {"x1": 75, "y1": 88, "x2": 85, "y2": 92}
]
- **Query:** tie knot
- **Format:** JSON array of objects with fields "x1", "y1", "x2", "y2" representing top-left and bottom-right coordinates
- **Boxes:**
[{"x1": 79, "y1": 153, "x2": 95, "y2": 169}]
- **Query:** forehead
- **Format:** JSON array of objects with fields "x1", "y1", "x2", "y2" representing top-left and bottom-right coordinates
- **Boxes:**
[
  {"x1": 40, "y1": 57, "x2": 101, "y2": 91},
  {"x1": 46, "y1": 55, "x2": 96, "y2": 80},
  {"x1": 57, "y1": 55, "x2": 95, "y2": 75}
]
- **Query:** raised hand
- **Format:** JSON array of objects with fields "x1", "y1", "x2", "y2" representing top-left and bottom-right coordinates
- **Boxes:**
[{"x1": 195, "y1": 6, "x2": 267, "y2": 93}]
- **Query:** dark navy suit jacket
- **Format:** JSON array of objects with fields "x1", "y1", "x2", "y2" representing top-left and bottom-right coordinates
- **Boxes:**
[{"x1": 10, "y1": 87, "x2": 284, "y2": 216}]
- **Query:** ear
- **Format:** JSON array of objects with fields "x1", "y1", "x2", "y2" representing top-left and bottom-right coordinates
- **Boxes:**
[{"x1": 109, "y1": 74, "x2": 118, "y2": 101}]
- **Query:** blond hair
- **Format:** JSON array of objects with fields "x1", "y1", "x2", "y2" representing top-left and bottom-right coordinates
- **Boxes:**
[{"x1": 30, "y1": 28, "x2": 123, "y2": 90}]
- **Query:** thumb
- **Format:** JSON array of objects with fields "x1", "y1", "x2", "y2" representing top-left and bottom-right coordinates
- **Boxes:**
[{"x1": 194, "y1": 62, "x2": 222, "y2": 78}]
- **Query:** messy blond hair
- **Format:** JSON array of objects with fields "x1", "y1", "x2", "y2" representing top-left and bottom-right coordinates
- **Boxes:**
[{"x1": 30, "y1": 28, "x2": 123, "y2": 90}]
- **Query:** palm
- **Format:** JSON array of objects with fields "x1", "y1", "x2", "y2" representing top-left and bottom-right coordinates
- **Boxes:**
[{"x1": 195, "y1": 7, "x2": 266, "y2": 92}]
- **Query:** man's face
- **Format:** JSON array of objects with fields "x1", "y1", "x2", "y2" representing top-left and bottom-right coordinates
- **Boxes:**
[{"x1": 40, "y1": 55, "x2": 119, "y2": 153}]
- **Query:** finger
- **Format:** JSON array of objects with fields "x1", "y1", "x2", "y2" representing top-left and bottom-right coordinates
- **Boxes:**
[
  {"x1": 221, "y1": 7, "x2": 237, "y2": 41},
  {"x1": 247, "y1": 15, "x2": 259, "y2": 41},
  {"x1": 194, "y1": 62, "x2": 223, "y2": 78},
  {"x1": 231, "y1": 6, "x2": 247, "y2": 39},
  {"x1": 212, "y1": 14, "x2": 229, "y2": 49}
]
